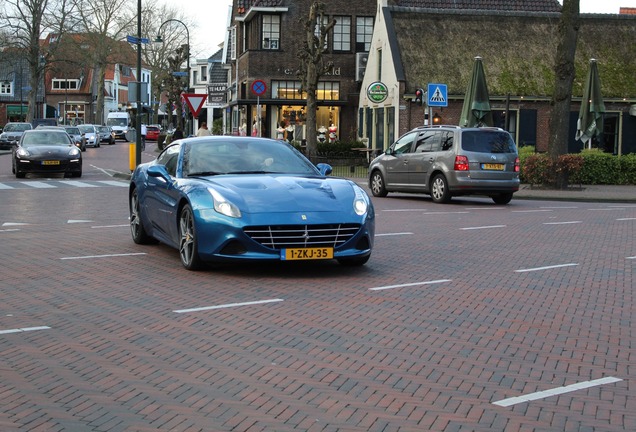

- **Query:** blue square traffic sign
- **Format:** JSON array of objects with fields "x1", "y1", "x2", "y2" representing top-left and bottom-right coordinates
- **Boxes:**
[{"x1": 427, "y1": 83, "x2": 448, "y2": 107}]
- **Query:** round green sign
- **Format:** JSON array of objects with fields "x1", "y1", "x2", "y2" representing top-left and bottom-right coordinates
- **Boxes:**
[{"x1": 367, "y1": 81, "x2": 389, "y2": 103}]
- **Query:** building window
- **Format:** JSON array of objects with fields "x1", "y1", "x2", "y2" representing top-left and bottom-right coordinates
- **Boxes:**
[
  {"x1": 201, "y1": 66, "x2": 207, "y2": 83},
  {"x1": 262, "y1": 15, "x2": 280, "y2": 50},
  {"x1": 193, "y1": 70, "x2": 198, "y2": 85},
  {"x1": 356, "y1": 16, "x2": 374, "y2": 52},
  {"x1": 52, "y1": 79, "x2": 80, "y2": 90},
  {"x1": 272, "y1": 81, "x2": 306, "y2": 100},
  {"x1": 315, "y1": 15, "x2": 329, "y2": 50},
  {"x1": 230, "y1": 26, "x2": 237, "y2": 60},
  {"x1": 333, "y1": 16, "x2": 351, "y2": 52},
  {"x1": 317, "y1": 82, "x2": 340, "y2": 101},
  {"x1": 1, "y1": 80, "x2": 13, "y2": 96}
]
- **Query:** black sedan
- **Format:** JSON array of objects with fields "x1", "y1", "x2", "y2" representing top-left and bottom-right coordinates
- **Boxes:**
[{"x1": 12, "y1": 129, "x2": 82, "y2": 178}]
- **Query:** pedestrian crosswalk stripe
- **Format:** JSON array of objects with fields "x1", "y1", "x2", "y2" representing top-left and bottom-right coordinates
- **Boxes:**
[
  {"x1": 24, "y1": 181, "x2": 56, "y2": 188},
  {"x1": 0, "y1": 180, "x2": 128, "y2": 189}
]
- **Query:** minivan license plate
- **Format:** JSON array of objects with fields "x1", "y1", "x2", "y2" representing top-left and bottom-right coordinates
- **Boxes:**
[
  {"x1": 482, "y1": 163, "x2": 504, "y2": 170},
  {"x1": 282, "y1": 247, "x2": 333, "y2": 260}
]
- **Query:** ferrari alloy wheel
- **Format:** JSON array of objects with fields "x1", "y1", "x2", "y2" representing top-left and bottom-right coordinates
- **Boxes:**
[
  {"x1": 130, "y1": 188, "x2": 152, "y2": 244},
  {"x1": 179, "y1": 204, "x2": 202, "y2": 270}
]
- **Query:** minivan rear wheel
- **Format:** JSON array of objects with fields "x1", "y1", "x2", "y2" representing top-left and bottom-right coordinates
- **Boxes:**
[
  {"x1": 430, "y1": 174, "x2": 451, "y2": 203},
  {"x1": 492, "y1": 193, "x2": 513, "y2": 205},
  {"x1": 370, "y1": 170, "x2": 388, "y2": 197}
]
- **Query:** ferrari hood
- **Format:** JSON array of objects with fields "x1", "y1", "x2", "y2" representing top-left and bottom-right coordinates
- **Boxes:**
[{"x1": 209, "y1": 175, "x2": 357, "y2": 213}]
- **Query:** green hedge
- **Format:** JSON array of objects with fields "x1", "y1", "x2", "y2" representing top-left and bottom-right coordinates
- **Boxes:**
[{"x1": 519, "y1": 147, "x2": 636, "y2": 186}]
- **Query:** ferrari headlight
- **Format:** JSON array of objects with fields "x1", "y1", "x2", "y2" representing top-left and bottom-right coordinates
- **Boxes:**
[
  {"x1": 208, "y1": 188, "x2": 241, "y2": 218},
  {"x1": 353, "y1": 185, "x2": 369, "y2": 216}
]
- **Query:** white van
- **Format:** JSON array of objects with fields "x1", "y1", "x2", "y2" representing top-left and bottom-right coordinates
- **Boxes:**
[{"x1": 106, "y1": 112, "x2": 131, "y2": 140}]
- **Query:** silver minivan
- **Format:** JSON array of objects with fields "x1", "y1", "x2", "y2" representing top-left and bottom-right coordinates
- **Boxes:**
[{"x1": 368, "y1": 125, "x2": 520, "y2": 204}]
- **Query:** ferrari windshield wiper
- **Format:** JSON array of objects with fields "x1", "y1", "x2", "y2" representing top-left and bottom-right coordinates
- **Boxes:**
[{"x1": 188, "y1": 171, "x2": 222, "y2": 177}]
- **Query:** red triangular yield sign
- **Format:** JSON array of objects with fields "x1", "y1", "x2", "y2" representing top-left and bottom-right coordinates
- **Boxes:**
[{"x1": 183, "y1": 93, "x2": 207, "y2": 117}]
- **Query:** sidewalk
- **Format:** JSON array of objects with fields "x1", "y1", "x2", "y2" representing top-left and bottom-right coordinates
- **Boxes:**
[{"x1": 515, "y1": 184, "x2": 636, "y2": 203}]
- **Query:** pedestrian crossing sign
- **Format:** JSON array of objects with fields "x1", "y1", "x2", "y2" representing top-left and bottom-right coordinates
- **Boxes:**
[{"x1": 427, "y1": 83, "x2": 448, "y2": 107}]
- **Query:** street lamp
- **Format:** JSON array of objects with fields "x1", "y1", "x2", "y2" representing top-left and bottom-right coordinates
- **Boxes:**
[{"x1": 155, "y1": 19, "x2": 190, "y2": 135}]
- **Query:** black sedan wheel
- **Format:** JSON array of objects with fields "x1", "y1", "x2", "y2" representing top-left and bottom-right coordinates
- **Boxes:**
[
  {"x1": 130, "y1": 188, "x2": 153, "y2": 244},
  {"x1": 370, "y1": 170, "x2": 388, "y2": 197},
  {"x1": 179, "y1": 204, "x2": 202, "y2": 270}
]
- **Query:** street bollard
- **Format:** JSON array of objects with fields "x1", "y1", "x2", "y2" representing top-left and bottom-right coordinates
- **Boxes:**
[{"x1": 129, "y1": 141, "x2": 136, "y2": 172}]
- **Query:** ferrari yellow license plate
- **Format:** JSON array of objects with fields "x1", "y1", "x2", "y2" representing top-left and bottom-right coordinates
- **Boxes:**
[
  {"x1": 482, "y1": 163, "x2": 504, "y2": 171},
  {"x1": 42, "y1": 160, "x2": 60, "y2": 165},
  {"x1": 282, "y1": 247, "x2": 333, "y2": 260}
]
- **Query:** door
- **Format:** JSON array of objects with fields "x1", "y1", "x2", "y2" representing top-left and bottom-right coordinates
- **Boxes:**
[
  {"x1": 407, "y1": 130, "x2": 442, "y2": 189},
  {"x1": 382, "y1": 131, "x2": 417, "y2": 188}
]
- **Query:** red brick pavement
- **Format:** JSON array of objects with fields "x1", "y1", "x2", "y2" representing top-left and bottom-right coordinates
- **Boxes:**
[{"x1": 0, "y1": 184, "x2": 634, "y2": 431}]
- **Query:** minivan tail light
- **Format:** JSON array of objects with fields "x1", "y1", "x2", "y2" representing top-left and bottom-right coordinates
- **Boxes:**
[
  {"x1": 454, "y1": 155, "x2": 469, "y2": 171},
  {"x1": 514, "y1": 157, "x2": 520, "y2": 173}
]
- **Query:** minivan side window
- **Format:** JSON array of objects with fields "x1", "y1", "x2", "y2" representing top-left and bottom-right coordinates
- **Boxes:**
[
  {"x1": 391, "y1": 131, "x2": 416, "y2": 154},
  {"x1": 414, "y1": 131, "x2": 442, "y2": 152},
  {"x1": 441, "y1": 132, "x2": 454, "y2": 150}
]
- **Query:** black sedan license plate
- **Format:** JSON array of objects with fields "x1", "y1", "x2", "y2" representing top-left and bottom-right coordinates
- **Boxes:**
[
  {"x1": 42, "y1": 160, "x2": 61, "y2": 165},
  {"x1": 282, "y1": 247, "x2": 333, "y2": 260},
  {"x1": 482, "y1": 163, "x2": 504, "y2": 170}
]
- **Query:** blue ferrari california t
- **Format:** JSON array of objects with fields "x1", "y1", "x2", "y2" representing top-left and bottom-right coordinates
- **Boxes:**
[{"x1": 129, "y1": 136, "x2": 375, "y2": 270}]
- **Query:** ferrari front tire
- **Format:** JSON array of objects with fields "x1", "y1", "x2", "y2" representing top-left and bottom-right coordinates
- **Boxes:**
[
  {"x1": 130, "y1": 188, "x2": 153, "y2": 244},
  {"x1": 179, "y1": 204, "x2": 202, "y2": 270}
]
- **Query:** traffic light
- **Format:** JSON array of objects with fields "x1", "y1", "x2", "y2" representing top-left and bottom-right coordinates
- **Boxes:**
[{"x1": 414, "y1": 88, "x2": 425, "y2": 106}]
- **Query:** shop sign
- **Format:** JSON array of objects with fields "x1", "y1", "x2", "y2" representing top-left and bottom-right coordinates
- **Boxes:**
[{"x1": 367, "y1": 81, "x2": 388, "y2": 104}]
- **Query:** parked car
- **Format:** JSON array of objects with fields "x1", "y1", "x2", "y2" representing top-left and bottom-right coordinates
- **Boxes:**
[
  {"x1": 12, "y1": 129, "x2": 82, "y2": 178},
  {"x1": 77, "y1": 124, "x2": 100, "y2": 148},
  {"x1": 368, "y1": 125, "x2": 520, "y2": 204},
  {"x1": 97, "y1": 125, "x2": 116, "y2": 145},
  {"x1": 0, "y1": 122, "x2": 33, "y2": 150},
  {"x1": 146, "y1": 125, "x2": 161, "y2": 141},
  {"x1": 129, "y1": 136, "x2": 375, "y2": 270}
]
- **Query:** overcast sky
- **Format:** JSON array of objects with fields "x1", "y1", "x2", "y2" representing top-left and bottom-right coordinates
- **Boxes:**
[{"x1": 170, "y1": 0, "x2": 636, "y2": 58}]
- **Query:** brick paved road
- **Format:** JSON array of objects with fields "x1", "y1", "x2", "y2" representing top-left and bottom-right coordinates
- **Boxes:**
[{"x1": 0, "y1": 161, "x2": 634, "y2": 431}]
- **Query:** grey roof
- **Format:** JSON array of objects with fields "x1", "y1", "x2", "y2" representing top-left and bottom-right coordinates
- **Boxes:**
[{"x1": 394, "y1": 0, "x2": 562, "y2": 12}]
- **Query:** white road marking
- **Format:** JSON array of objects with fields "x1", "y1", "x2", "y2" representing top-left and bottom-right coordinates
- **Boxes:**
[
  {"x1": 0, "y1": 326, "x2": 51, "y2": 335},
  {"x1": 23, "y1": 181, "x2": 56, "y2": 188},
  {"x1": 511, "y1": 209, "x2": 552, "y2": 213},
  {"x1": 174, "y1": 299, "x2": 284, "y2": 314},
  {"x1": 627, "y1": 256, "x2": 636, "y2": 260},
  {"x1": 588, "y1": 208, "x2": 625, "y2": 211},
  {"x1": 617, "y1": 218, "x2": 636, "y2": 221},
  {"x1": 383, "y1": 209, "x2": 470, "y2": 215},
  {"x1": 59, "y1": 180, "x2": 99, "y2": 188},
  {"x1": 492, "y1": 377, "x2": 623, "y2": 407},
  {"x1": 515, "y1": 263, "x2": 578, "y2": 273},
  {"x1": 68, "y1": 220, "x2": 93, "y2": 224},
  {"x1": 540, "y1": 206, "x2": 578, "y2": 209},
  {"x1": 92, "y1": 224, "x2": 129, "y2": 229},
  {"x1": 2, "y1": 222, "x2": 29, "y2": 226},
  {"x1": 0, "y1": 183, "x2": 14, "y2": 189},
  {"x1": 460, "y1": 225, "x2": 506, "y2": 230},
  {"x1": 369, "y1": 280, "x2": 451, "y2": 291},
  {"x1": 60, "y1": 252, "x2": 146, "y2": 260},
  {"x1": 97, "y1": 180, "x2": 129, "y2": 187},
  {"x1": 376, "y1": 232, "x2": 413, "y2": 237},
  {"x1": 0, "y1": 229, "x2": 20, "y2": 232},
  {"x1": 542, "y1": 221, "x2": 582, "y2": 225}
]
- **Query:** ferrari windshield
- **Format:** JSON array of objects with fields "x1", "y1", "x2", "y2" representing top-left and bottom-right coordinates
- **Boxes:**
[{"x1": 183, "y1": 138, "x2": 319, "y2": 176}]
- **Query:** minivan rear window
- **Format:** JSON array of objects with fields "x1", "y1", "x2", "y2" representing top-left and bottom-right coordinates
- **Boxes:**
[{"x1": 461, "y1": 131, "x2": 517, "y2": 153}]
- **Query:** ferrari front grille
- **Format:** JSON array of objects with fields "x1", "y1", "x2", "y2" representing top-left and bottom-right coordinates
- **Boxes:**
[{"x1": 244, "y1": 224, "x2": 361, "y2": 250}]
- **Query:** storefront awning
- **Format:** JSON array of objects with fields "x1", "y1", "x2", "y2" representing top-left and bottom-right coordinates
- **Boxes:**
[{"x1": 7, "y1": 105, "x2": 27, "y2": 115}]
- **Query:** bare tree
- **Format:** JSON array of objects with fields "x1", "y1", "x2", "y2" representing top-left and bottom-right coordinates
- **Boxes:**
[
  {"x1": 1, "y1": 0, "x2": 73, "y2": 122},
  {"x1": 297, "y1": 1, "x2": 335, "y2": 159},
  {"x1": 548, "y1": 0, "x2": 580, "y2": 188},
  {"x1": 141, "y1": 7, "x2": 192, "y2": 130},
  {"x1": 72, "y1": 0, "x2": 136, "y2": 124}
]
